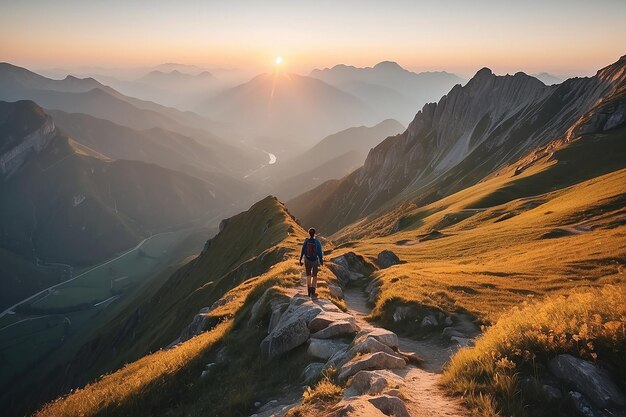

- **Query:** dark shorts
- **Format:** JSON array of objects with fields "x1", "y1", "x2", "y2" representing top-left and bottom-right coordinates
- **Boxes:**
[{"x1": 304, "y1": 258, "x2": 319, "y2": 276}]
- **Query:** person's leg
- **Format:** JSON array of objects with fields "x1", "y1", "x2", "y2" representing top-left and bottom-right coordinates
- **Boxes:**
[
  {"x1": 311, "y1": 262, "x2": 319, "y2": 298},
  {"x1": 305, "y1": 260, "x2": 313, "y2": 297}
]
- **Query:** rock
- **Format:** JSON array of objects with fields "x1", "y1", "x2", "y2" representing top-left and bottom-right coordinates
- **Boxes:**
[
  {"x1": 330, "y1": 399, "x2": 388, "y2": 416},
  {"x1": 542, "y1": 384, "x2": 563, "y2": 402},
  {"x1": 393, "y1": 306, "x2": 418, "y2": 322},
  {"x1": 376, "y1": 250, "x2": 401, "y2": 269},
  {"x1": 313, "y1": 298, "x2": 343, "y2": 313},
  {"x1": 200, "y1": 363, "x2": 216, "y2": 379},
  {"x1": 396, "y1": 350, "x2": 423, "y2": 366},
  {"x1": 338, "y1": 352, "x2": 406, "y2": 384},
  {"x1": 444, "y1": 316, "x2": 454, "y2": 326},
  {"x1": 254, "y1": 401, "x2": 261, "y2": 407},
  {"x1": 442, "y1": 327, "x2": 465, "y2": 339},
  {"x1": 325, "y1": 348, "x2": 351, "y2": 369},
  {"x1": 567, "y1": 391, "x2": 598, "y2": 417},
  {"x1": 368, "y1": 395, "x2": 411, "y2": 417},
  {"x1": 450, "y1": 336, "x2": 473, "y2": 347},
  {"x1": 421, "y1": 314, "x2": 438, "y2": 327},
  {"x1": 268, "y1": 303, "x2": 289, "y2": 332},
  {"x1": 260, "y1": 299, "x2": 322, "y2": 359},
  {"x1": 177, "y1": 308, "x2": 217, "y2": 343},
  {"x1": 350, "y1": 370, "x2": 403, "y2": 395},
  {"x1": 250, "y1": 287, "x2": 290, "y2": 323},
  {"x1": 312, "y1": 320, "x2": 360, "y2": 339},
  {"x1": 329, "y1": 252, "x2": 374, "y2": 285},
  {"x1": 309, "y1": 311, "x2": 356, "y2": 333},
  {"x1": 548, "y1": 354, "x2": 626, "y2": 408},
  {"x1": 348, "y1": 336, "x2": 396, "y2": 358},
  {"x1": 308, "y1": 338, "x2": 350, "y2": 360},
  {"x1": 328, "y1": 283, "x2": 344, "y2": 299},
  {"x1": 302, "y1": 362, "x2": 325, "y2": 383},
  {"x1": 354, "y1": 328, "x2": 399, "y2": 350}
]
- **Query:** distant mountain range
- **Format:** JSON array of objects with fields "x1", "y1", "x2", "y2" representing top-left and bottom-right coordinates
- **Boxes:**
[
  {"x1": 310, "y1": 61, "x2": 465, "y2": 124},
  {"x1": 289, "y1": 56, "x2": 626, "y2": 234},
  {"x1": 199, "y1": 72, "x2": 379, "y2": 148},
  {"x1": 0, "y1": 101, "x2": 244, "y2": 266}
]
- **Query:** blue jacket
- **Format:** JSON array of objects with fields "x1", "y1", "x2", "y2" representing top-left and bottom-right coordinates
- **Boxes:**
[{"x1": 300, "y1": 238, "x2": 323, "y2": 263}]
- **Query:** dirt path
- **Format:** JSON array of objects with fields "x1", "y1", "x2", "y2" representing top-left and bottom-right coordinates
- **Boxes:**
[{"x1": 342, "y1": 287, "x2": 469, "y2": 417}]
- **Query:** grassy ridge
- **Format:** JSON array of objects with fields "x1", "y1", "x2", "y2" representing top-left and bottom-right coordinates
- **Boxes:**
[{"x1": 441, "y1": 286, "x2": 626, "y2": 417}]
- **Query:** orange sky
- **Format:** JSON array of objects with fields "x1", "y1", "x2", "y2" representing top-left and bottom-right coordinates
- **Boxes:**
[{"x1": 1, "y1": 1, "x2": 625, "y2": 77}]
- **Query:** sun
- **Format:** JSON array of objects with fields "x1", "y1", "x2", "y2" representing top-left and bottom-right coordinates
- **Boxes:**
[{"x1": 275, "y1": 56, "x2": 283, "y2": 65}]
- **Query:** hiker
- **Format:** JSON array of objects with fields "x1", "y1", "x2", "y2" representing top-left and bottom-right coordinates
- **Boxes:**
[{"x1": 299, "y1": 227, "x2": 323, "y2": 298}]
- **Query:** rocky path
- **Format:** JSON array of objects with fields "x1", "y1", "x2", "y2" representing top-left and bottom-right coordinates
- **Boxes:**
[{"x1": 342, "y1": 287, "x2": 468, "y2": 417}]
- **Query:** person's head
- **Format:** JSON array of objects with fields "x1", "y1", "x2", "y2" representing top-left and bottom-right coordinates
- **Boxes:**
[{"x1": 308, "y1": 228, "x2": 316, "y2": 238}]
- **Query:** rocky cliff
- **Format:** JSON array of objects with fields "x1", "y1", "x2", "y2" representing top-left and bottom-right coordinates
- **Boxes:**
[{"x1": 289, "y1": 56, "x2": 626, "y2": 234}]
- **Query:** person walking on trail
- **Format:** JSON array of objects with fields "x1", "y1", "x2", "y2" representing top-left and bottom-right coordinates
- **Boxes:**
[{"x1": 300, "y1": 228, "x2": 323, "y2": 298}]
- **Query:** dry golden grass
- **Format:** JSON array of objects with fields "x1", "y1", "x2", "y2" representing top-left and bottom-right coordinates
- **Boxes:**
[
  {"x1": 329, "y1": 168, "x2": 626, "y2": 323},
  {"x1": 441, "y1": 285, "x2": 626, "y2": 417},
  {"x1": 36, "y1": 320, "x2": 232, "y2": 417}
]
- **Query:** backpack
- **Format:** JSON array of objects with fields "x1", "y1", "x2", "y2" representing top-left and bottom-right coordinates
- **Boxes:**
[{"x1": 306, "y1": 238, "x2": 317, "y2": 260}]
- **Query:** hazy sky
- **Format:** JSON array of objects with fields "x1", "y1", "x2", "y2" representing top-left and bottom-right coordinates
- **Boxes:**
[{"x1": 1, "y1": 0, "x2": 625, "y2": 77}]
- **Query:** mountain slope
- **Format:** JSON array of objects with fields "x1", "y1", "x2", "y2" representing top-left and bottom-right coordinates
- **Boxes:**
[
  {"x1": 289, "y1": 56, "x2": 626, "y2": 235},
  {"x1": 310, "y1": 61, "x2": 464, "y2": 123},
  {"x1": 11, "y1": 196, "x2": 308, "y2": 416},
  {"x1": 201, "y1": 72, "x2": 378, "y2": 146},
  {"x1": 269, "y1": 119, "x2": 404, "y2": 199},
  {"x1": 47, "y1": 109, "x2": 259, "y2": 179},
  {"x1": 0, "y1": 101, "x2": 238, "y2": 265}
]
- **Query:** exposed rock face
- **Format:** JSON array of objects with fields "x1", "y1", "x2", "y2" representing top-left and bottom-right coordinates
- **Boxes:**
[
  {"x1": 290, "y1": 56, "x2": 626, "y2": 234},
  {"x1": 328, "y1": 252, "x2": 375, "y2": 285},
  {"x1": 376, "y1": 250, "x2": 401, "y2": 269},
  {"x1": 260, "y1": 297, "x2": 322, "y2": 358},
  {"x1": 0, "y1": 101, "x2": 56, "y2": 177},
  {"x1": 338, "y1": 352, "x2": 406, "y2": 383},
  {"x1": 350, "y1": 370, "x2": 403, "y2": 395},
  {"x1": 307, "y1": 338, "x2": 350, "y2": 360},
  {"x1": 311, "y1": 320, "x2": 360, "y2": 339},
  {"x1": 368, "y1": 395, "x2": 411, "y2": 417},
  {"x1": 548, "y1": 354, "x2": 625, "y2": 409}
]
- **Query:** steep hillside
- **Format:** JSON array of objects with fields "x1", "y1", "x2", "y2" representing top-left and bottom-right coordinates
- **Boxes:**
[
  {"x1": 269, "y1": 119, "x2": 404, "y2": 199},
  {"x1": 0, "y1": 101, "x2": 236, "y2": 265},
  {"x1": 14, "y1": 197, "x2": 318, "y2": 417},
  {"x1": 201, "y1": 72, "x2": 378, "y2": 147},
  {"x1": 48, "y1": 109, "x2": 260, "y2": 178},
  {"x1": 310, "y1": 61, "x2": 464, "y2": 123},
  {"x1": 290, "y1": 56, "x2": 626, "y2": 234}
]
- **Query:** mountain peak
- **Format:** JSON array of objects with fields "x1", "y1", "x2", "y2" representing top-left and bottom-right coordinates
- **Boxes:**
[{"x1": 373, "y1": 61, "x2": 403, "y2": 71}]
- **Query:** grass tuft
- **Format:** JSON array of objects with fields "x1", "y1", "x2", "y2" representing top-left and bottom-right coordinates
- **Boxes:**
[{"x1": 441, "y1": 285, "x2": 626, "y2": 417}]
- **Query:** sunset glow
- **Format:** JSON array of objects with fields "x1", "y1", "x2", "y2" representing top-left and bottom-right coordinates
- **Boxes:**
[{"x1": 1, "y1": 0, "x2": 624, "y2": 76}]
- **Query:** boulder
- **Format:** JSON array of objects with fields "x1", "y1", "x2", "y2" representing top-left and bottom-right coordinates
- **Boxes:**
[
  {"x1": 347, "y1": 335, "x2": 396, "y2": 358},
  {"x1": 450, "y1": 336, "x2": 473, "y2": 347},
  {"x1": 308, "y1": 338, "x2": 350, "y2": 360},
  {"x1": 350, "y1": 370, "x2": 403, "y2": 395},
  {"x1": 328, "y1": 283, "x2": 344, "y2": 299},
  {"x1": 313, "y1": 298, "x2": 343, "y2": 313},
  {"x1": 329, "y1": 399, "x2": 388, "y2": 416},
  {"x1": 268, "y1": 303, "x2": 289, "y2": 332},
  {"x1": 302, "y1": 362, "x2": 325, "y2": 384},
  {"x1": 338, "y1": 352, "x2": 406, "y2": 384},
  {"x1": 250, "y1": 287, "x2": 290, "y2": 323},
  {"x1": 548, "y1": 354, "x2": 625, "y2": 408},
  {"x1": 567, "y1": 391, "x2": 597, "y2": 417},
  {"x1": 368, "y1": 395, "x2": 411, "y2": 417},
  {"x1": 309, "y1": 311, "x2": 356, "y2": 333},
  {"x1": 421, "y1": 314, "x2": 438, "y2": 327},
  {"x1": 542, "y1": 384, "x2": 563, "y2": 402},
  {"x1": 354, "y1": 328, "x2": 399, "y2": 350},
  {"x1": 312, "y1": 320, "x2": 360, "y2": 339},
  {"x1": 260, "y1": 299, "x2": 322, "y2": 359},
  {"x1": 442, "y1": 327, "x2": 465, "y2": 339},
  {"x1": 325, "y1": 348, "x2": 351, "y2": 369},
  {"x1": 396, "y1": 350, "x2": 423, "y2": 366},
  {"x1": 393, "y1": 306, "x2": 418, "y2": 322},
  {"x1": 376, "y1": 250, "x2": 401, "y2": 269},
  {"x1": 200, "y1": 363, "x2": 216, "y2": 379}
]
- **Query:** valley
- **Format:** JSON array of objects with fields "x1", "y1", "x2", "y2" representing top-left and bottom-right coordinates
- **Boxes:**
[{"x1": 1, "y1": 6, "x2": 625, "y2": 415}]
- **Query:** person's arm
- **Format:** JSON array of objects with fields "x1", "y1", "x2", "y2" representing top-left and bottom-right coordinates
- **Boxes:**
[
  {"x1": 299, "y1": 239, "x2": 306, "y2": 264},
  {"x1": 317, "y1": 240, "x2": 323, "y2": 265}
]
